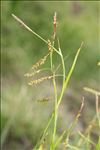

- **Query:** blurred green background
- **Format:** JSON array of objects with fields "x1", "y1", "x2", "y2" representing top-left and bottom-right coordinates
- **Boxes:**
[{"x1": 1, "y1": 1, "x2": 100, "y2": 150}]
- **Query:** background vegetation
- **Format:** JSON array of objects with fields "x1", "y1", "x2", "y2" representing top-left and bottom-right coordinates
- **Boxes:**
[{"x1": 1, "y1": 1, "x2": 100, "y2": 150}]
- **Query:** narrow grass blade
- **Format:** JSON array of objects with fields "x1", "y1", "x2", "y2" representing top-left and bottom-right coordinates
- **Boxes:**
[{"x1": 57, "y1": 42, "x2": 84, "y2": 107}]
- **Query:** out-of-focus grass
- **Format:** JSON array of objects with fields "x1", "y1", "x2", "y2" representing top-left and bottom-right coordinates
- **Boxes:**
[{"x1": 1, "y1": 82, "x2": 55, "y2": 149}]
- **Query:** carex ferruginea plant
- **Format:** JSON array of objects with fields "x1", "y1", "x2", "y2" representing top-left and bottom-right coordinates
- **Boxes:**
[{"x1": 12, "y1": 12, "x2": 84, "y2": 150}]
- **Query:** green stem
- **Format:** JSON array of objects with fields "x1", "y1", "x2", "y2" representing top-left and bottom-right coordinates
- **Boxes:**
[
  {"x1": 12, "y1": 14, "x2": 60, "y2": 55},
  {"x1": 57, "y1": 42, "x2": 83, "y2": 108},
  {"x1": 33, "y1": 112, "x2": 54, "y2": 150},
  {"x1": 50, "y1": 42, "x2": 83, "y2": 149},
  {"x1": 50, "y1": 37, "x2": 58, "y2": 150},
  {"x1": 50, "y1": 74, "x2": 58, "y2": 150},
  {"x1": 57, "y1": 38, "x2": 66, "y2": 83}
]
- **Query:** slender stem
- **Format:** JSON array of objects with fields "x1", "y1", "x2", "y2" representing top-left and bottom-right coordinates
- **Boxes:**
[
  {"x1": 61, "y1": 53, "x2": 66, "y2": 83},
  {"x1": 67, "y1": 144, "x2": 80, "y2": 150},
  {"x1": 78, "y1": 131, "x2": 95, "y2": 146},
  {"x1": 57, "y1": 38, "x2": 66, "y2": 83},
  {"x1": 57, "y1": 42, "x2": 83, "y2": 108},
  {"x1": 33, "y1": 111, "x2": 54, "y2": 150},
  {"x1": 84, "y1": 87, "x2": 100, "y2": 96},
  {"x1": 50, "y1": 36, "x2": 58, "y2": 150},
  {"x1": 51, "y1": 73, "x2": 58, "y2": 150},
  {"x1": 12, "y1": 14, "x2": 61, "y2": 55},
  {"x1": 95, "y1": 94, "x2": 100, "y2": 127},
  {"x1": 50, "y1": 52, "x2": 53, "y2": 71}
]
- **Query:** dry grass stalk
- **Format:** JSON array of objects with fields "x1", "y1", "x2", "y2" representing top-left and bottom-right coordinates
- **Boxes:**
[
  {"x1": 95, "y1": 94, "x2": 99, "y2": 116},
  {"x1": 64, "y1": 98, "x2": 84, "y2": 148},
  {"x1": 76, "y1": 97, "x2": 84, "y2": 119},
  {"x1": 84, "y1": 87, "x2": 100, "y2": 127},
  {"x1": 83, "y1": 87, "x2": 100, "y2": 96},
  {"x1": 78, "y1": 131, "x2": 95, "y2": 146}
]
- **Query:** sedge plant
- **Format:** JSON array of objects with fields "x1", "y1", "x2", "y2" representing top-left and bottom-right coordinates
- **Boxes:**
[{"x1": 12, "y1": 12, "x2": 87, "y2": 150}]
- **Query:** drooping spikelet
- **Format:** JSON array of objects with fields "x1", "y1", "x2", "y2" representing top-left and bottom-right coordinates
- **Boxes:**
[
  {"x1": 32, "y1": 52, "x2": 50, "y2": 70},
  {"x1": 28, "y1": 75, "x2": 53, "y2": 85},
  {"x1": 24, "y1": 70, "x2": 41, "y2": 77},
  {"x1": 47, "y1": 39, "x2": 52, "y2": 52}
]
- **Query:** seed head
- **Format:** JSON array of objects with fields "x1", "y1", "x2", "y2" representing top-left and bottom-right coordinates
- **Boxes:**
[
  {"x1": 53, "y1": 12, "x2": 57, "y2": 38},
  {"x1": 28, "y1": 75, "x2": 54, "y2": 85},
  {"x1": 32, "y1": 53, "x2": 50, "y2": 70}
]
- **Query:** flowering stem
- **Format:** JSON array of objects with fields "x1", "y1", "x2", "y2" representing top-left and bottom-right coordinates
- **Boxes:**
[{"x1": 12, "y1": 14, "x2": 61, "y2": 56}]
